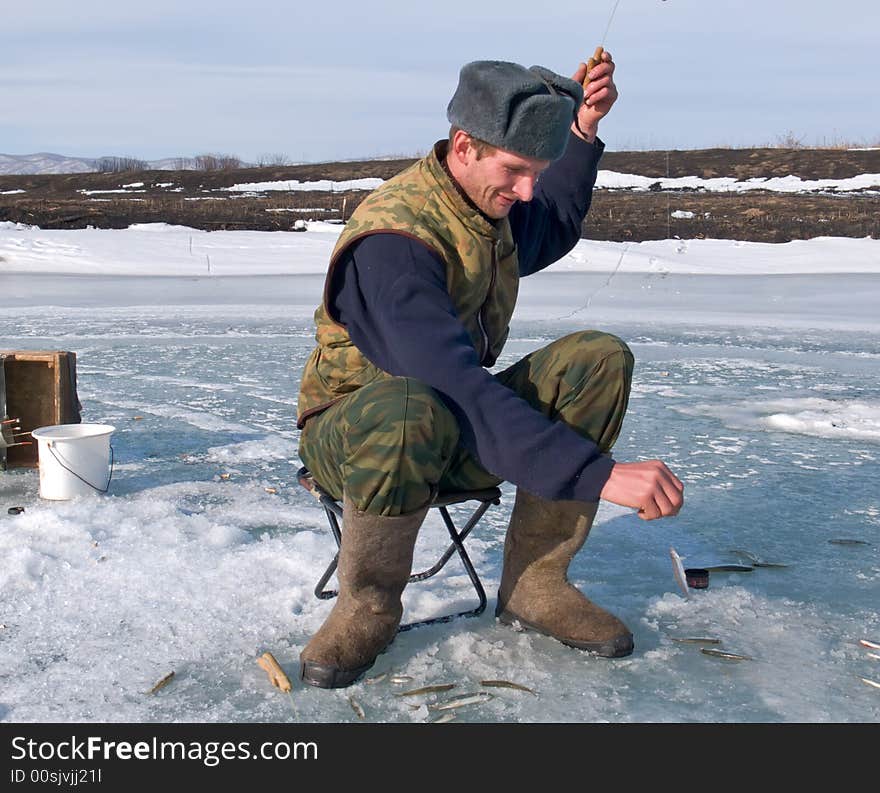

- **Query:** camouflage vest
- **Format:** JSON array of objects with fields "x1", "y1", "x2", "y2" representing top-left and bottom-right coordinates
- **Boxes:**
[{"x1": 296, "y1": 140, "x2": 519, "y2": 427}]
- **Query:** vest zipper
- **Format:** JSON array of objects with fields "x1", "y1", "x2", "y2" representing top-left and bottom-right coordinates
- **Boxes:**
[{"x1": 476, "y1": 240, "x2": 498, "y2": 365}]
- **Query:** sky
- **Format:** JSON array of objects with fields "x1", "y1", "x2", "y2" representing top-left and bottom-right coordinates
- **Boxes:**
[{"x1": 1, "y1": 0, "x2": 878, "y2": 162}]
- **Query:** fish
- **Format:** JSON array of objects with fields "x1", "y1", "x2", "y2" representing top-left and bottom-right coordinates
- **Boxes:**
[
  {"x1": 389, "y1": 675, "x2": 414, "y2": 684},
  {"x1": 146, "y1": 671, "x2": 175, "y2": 695},
  {"x1": 669, "y1": 547, "x2": 690, "y2": 597},
  {"x1": 348, "y1": 696, "x2": 365, "y2": 720},
  {"x1": 670, "y1": 637, "x2": 722, "y2": 645},
  {"x1": 700, "y1": 648, "x2": 753, "y2": 661},
  {"x1": 828, "y1": 538, "x2": 870, "y2": 546},
  {"x1": 866, "y1": 653, "x2": 880, "y2": 661},
  {"x1": 430, "y1": 712, "x2": 457, "y2": 724},
  {"x1": 364, "y1": 672, "x2": 388, "y2": 685},
  {"x1": 430, "y1": 692, "x2": 495, "y2": 711},
  {"x1": 480, "y1": 679, "x2": 537, "y2": 695},
  {"x1": 728, "y1": 549, "x2": 788, "y2": 568},
  {"x1": 728, "y1": 549, "x2": 760, "y2": 563},
  {"x1": 859, "y1": 639, "x2": 880, "y2": 651},
  {"x1": 703, "y1": 564, "x2": 753, "y2": 573},
  {"x1": 396, "y1": 684, "x2": 457, "y2": 697},
  {"x1": 860, "y1": 678, "x2": 880, "y2": 690}
]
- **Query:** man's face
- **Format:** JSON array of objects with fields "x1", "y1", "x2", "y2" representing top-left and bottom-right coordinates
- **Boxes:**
[{"x1": 457, "y1": 143, "x2": 551, "y2": 220}]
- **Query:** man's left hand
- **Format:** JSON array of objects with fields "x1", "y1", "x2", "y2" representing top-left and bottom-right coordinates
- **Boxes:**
[{"x1": 571, "y1": 51, "x2": 618, "y2": 143}]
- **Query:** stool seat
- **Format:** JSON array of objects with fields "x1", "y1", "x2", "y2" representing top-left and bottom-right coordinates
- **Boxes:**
[{"x1": 296, "y1": 466, "x2": 501, "y2": 631}]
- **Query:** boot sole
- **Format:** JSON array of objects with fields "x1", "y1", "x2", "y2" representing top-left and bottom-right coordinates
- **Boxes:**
[
  {"x1": 299, "y1": 634, "x2": 398, "y2": 689},
  {"x1": 300, "y1": 658, "x2": 375, "y2": 689},
  {"x1": 496, "y1": 607, "x2": 634, "y2": 658}
]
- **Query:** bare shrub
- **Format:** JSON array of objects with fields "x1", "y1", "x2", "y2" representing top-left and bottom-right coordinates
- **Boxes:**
[
  {"x1": 193, "y1": 153, "x2": 243, "y2": 171},
  {"x1": 96, "y1": 156, "x2": 148, "y2": 172},
  {"x1": 775, "y1": 131, "x2": 805, "y2": 149},
  {"x1": 257, "y1": 152, "x2": 293, "y2": 167}
]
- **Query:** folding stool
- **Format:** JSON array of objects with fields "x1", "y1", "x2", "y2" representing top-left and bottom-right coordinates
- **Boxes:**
[{"x1": 296, "y1": 466, "x2": 501, "y2": 632}]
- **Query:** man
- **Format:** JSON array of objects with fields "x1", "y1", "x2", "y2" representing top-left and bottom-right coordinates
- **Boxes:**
[{"x1": 296, "y1": 53, "x2": 684, "y2": 689}]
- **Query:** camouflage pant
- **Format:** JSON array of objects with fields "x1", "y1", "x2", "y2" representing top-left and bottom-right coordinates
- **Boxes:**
[{"x1": 299, "y1": 330, "x2": 633, "y2": 515}]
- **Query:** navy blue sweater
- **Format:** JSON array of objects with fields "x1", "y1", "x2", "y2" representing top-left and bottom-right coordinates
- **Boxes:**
[{"x1": 329, "y1": 132, "x2": 614, "y2": 502}]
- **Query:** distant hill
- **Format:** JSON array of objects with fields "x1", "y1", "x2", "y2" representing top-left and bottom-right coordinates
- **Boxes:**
[
  {"x1": 0, "y1": 152, "x2": 99, "y2": 175},
  {"x1": 0, "y1": 152, "x2": 246, "y2": 176}
]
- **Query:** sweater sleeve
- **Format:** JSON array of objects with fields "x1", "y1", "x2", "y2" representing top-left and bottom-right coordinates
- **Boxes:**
[
  {"x1": 510, "y1": 132, "x2": 604, "y2": 276},
  {"x1": 330, "y1": 233, "x2": 614, "y2": 502}
]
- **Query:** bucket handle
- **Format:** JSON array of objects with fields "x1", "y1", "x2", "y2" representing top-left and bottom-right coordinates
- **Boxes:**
[{"x1": 46, "y1": 441, "x2": 115, "y2": 494}]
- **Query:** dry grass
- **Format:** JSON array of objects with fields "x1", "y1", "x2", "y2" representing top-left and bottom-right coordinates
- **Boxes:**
[
  {"x1": 768, "y1": 131, "x2": 880, "y2": 150},
  {"x1": 1, "y1": 145, "x2": 877, "y2": 240}
]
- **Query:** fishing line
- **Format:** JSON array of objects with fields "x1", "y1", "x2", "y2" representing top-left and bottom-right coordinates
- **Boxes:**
[
  {"x1": 602, "y1": 0, "x2": 667, "y2": 48},
  {"x1": 542, "y1": 244, "x2": 629, "y2": 322},
  {"x1": 538, "y1": 0, "x2": 671, "y2": 323},
  {"x1": 600, "y1": 0, "x2": 623, "y2": 47}
]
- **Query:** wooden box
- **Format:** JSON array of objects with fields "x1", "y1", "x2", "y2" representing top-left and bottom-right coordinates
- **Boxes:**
[{"x1": 1, "y1": 350, "x2": 82, "y2": 469}]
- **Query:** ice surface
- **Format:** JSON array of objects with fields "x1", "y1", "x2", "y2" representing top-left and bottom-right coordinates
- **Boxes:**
[{"x1": 1, "y1": 226, "x2": 878, "y2": 723}]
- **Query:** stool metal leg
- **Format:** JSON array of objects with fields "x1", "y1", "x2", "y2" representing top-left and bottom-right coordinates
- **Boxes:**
[
  {"x1": 313, "y1": 499, "x2": 494, "y2": 621},
  {"x1": 313, "y1": 497, "x2": 343, "y2": 600},
  {"x1": 410, "y1": 500, "x2": 495, "y2": 579},
  {"x1": 398, "y1": 504, "x2": 488, "y2": 632}
]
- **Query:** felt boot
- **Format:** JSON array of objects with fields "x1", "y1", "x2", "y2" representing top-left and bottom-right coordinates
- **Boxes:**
[
  {"x1": 495, "y1": 489, "x2": 633, "y2": 657},
  {"x1": 300, "y1": 495, "x2": 428, "y2": 688}
]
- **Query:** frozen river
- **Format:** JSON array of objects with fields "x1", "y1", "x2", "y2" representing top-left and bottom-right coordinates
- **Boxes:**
[{"x1": 1, "y1": 259, "x2": 879, "y2": 723}]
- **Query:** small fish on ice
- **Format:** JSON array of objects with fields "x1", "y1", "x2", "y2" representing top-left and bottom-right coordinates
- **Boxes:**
[{"x1": 669, "y1": 547, "x2": 690, "y2": 598}]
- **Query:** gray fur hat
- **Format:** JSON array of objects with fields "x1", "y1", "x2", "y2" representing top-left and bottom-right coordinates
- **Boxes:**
[{"x1": 446, "y1": 61, "x2": 583, "y2": 161}]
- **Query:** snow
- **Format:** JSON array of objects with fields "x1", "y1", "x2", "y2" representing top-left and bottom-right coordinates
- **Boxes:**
[
  {"x1": 222, "y1": 178, "x2": 385, "y2": 193},
  {"x1": 220, "y1": 173, "x2": 880, "y2": 195},
  {"x1": 2, "y1": 221, "x2": 879, "y2": 278},
  {"x1": 676, "y1": 397, "x2": 880, "y2": 443},
  {"x1": 596, "y1": 171, "x2": 880, "y2": 193},
  {"x1": 1, "y1": 220, "x2": 878, "y2": 724},
  {"x1": 77, "y1": 189, "x2": 147, "y2": 195}
]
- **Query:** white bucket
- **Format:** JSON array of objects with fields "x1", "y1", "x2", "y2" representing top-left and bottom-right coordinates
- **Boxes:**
[{"x1": 31, "y1": 424, "x2": 115, "y2": 500}]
